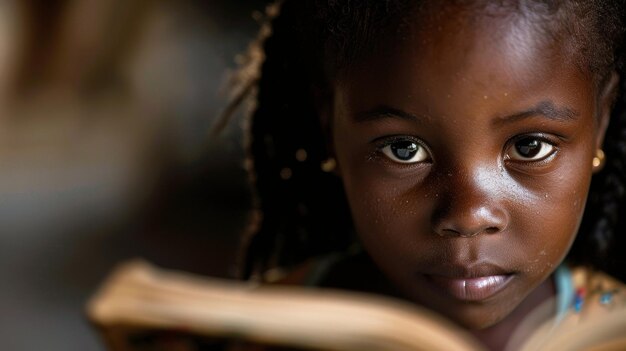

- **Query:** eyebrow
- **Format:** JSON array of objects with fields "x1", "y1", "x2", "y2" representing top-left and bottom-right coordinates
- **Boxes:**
[
  {"x1": 353, "y1": 100, "x2": 578, "y2": 124},
  {"x1": 353, "y1": 105, "x2": 429, "y2": 124},
  {"x1": 495, "y1": 100, "x2": 579, "y2": 124}
]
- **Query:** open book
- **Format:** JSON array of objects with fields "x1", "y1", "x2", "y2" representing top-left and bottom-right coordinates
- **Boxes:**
[{"x1": 87, "y1": 260, "x2": 626, "y2": 351}]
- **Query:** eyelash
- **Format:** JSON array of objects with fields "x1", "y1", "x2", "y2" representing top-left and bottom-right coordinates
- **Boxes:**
[
  {"x1": 371, "y1": 136, "x2": 432, "y2": 166},
  {"x1": 504, "y1": 134, "x2": 559, "y2": 165},
  {"x1": 371, "y1": 134, "x2": 559, "y2": 167}
]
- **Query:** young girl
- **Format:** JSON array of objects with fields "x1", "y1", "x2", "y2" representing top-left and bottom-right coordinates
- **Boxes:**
[{"x1": 226, "y1": 1, "x2": 626, "y2": 349}]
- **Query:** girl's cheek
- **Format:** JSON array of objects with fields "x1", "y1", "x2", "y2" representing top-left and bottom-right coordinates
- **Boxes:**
[
  {"x1": 505, "y1": 154, "x2": 592, "y2": 272},
  {"x1": 341, "y1": 169, "x2": 435, "y2": 252}
]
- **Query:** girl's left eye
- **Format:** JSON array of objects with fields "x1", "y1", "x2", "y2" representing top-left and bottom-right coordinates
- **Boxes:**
[
  {"x1": 506, "y1": 137, "x2": 556, "y2": 162},
  {"x1": 381, "y1": 140, "x2": 430, "y2": 164}
]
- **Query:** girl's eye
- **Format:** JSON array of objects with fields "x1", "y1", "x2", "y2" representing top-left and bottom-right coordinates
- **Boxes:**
[
  {"x1": 507, "y1": 137, "x2": 555, "y2": 161},
  {"x1": 381, "y1": 140, "x2": 430, "y2": 164}
]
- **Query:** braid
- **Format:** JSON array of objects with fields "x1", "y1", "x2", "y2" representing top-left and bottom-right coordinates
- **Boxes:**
[
  {"x1": 572, "y1": 42, "x2": 626, "y2": 281},
  {"x1": 240, "y1": 1, "x2": 353, "y2": 279}
]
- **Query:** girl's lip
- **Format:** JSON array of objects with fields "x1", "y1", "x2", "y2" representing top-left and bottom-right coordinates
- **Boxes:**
[{"x1": 426, "y1": 274, "x2": 514, "y2": 302}]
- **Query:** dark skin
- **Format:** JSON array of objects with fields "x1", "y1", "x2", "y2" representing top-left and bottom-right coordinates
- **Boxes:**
[{"x1": 327, "y1": 6, "x2": 616, "y2": 351}]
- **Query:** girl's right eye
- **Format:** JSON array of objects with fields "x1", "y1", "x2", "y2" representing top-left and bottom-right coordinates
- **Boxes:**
[{"x1": 381, "y1": 140, "x2": 430, "y2": 164}]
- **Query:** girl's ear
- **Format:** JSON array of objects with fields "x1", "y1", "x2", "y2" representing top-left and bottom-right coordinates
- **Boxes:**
[{"x1": 595, "y1": 71, "x2": 620, "y2": 150}]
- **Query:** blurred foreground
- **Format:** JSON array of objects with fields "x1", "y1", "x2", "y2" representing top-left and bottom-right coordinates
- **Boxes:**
[{"x1": 0, "y1": 1, "x2": 268, "y2": 349}]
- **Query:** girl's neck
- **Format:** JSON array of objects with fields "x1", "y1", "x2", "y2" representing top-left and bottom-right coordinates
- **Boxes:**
[{"x1": 470, "y1": 276, "x2": 556, "y2": 351}]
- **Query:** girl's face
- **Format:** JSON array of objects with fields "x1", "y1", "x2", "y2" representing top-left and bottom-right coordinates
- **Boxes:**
[{"x1": 331, "y1": 8, "x2": 609, "y2": 329}]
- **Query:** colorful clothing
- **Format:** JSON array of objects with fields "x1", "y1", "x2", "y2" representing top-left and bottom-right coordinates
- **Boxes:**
[{"x1": 512, "y1": 265, "x2": 626, "y2": 351}]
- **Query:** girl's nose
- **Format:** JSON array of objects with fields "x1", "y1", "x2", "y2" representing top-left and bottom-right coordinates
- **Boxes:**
[{"x1": 431, "y1": 172, "x2": 510, "y2": 238}]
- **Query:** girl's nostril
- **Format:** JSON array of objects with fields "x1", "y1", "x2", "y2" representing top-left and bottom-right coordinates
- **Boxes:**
[
  {"x1": 439, "y1": 228, "x2": 461, "y2": 237},
  {"x1": 485, "y1": 227, "x2": 500, "y2": 234}
]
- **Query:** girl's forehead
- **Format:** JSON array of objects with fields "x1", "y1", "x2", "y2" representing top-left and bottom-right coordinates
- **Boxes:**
[
  {"x1": 344, "y1": 7, "x2": 577, "y2": 92},
  {"x1": 403, "y1": 3, "x2": 560, "y2": 66},
  {"x1": 335, "y1": 1, "x2": 582, "y2": 78},
  {"x1": 336, "y1": 5, "x2": 594, "y2": 129}
]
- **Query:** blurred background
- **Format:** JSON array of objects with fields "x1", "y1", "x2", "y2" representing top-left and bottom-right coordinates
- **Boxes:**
[{"x1": 0, "y1": 0, "x2": 271, "y2": 349}]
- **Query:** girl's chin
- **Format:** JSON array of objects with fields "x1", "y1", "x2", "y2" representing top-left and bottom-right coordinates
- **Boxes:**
[
  {"x1": 418, "y1": 296, "x2": 515, "y2": 330},
  {"x1": 445, "y1": 305, "x2": 513, "y2": 330}
]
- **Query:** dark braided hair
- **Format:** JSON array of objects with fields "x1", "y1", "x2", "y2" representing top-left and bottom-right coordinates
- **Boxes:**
[
  {"x1": 225, "y1": 0, "x2": 626, "y2": 281},
  {"x1": 572, "y1": 34, "x2": 626, "y2": 279}
]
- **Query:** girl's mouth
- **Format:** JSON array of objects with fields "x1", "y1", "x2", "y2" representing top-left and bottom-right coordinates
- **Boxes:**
[{"x1": 426, "y1": 274, "x2": 514, "y2": 302}]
